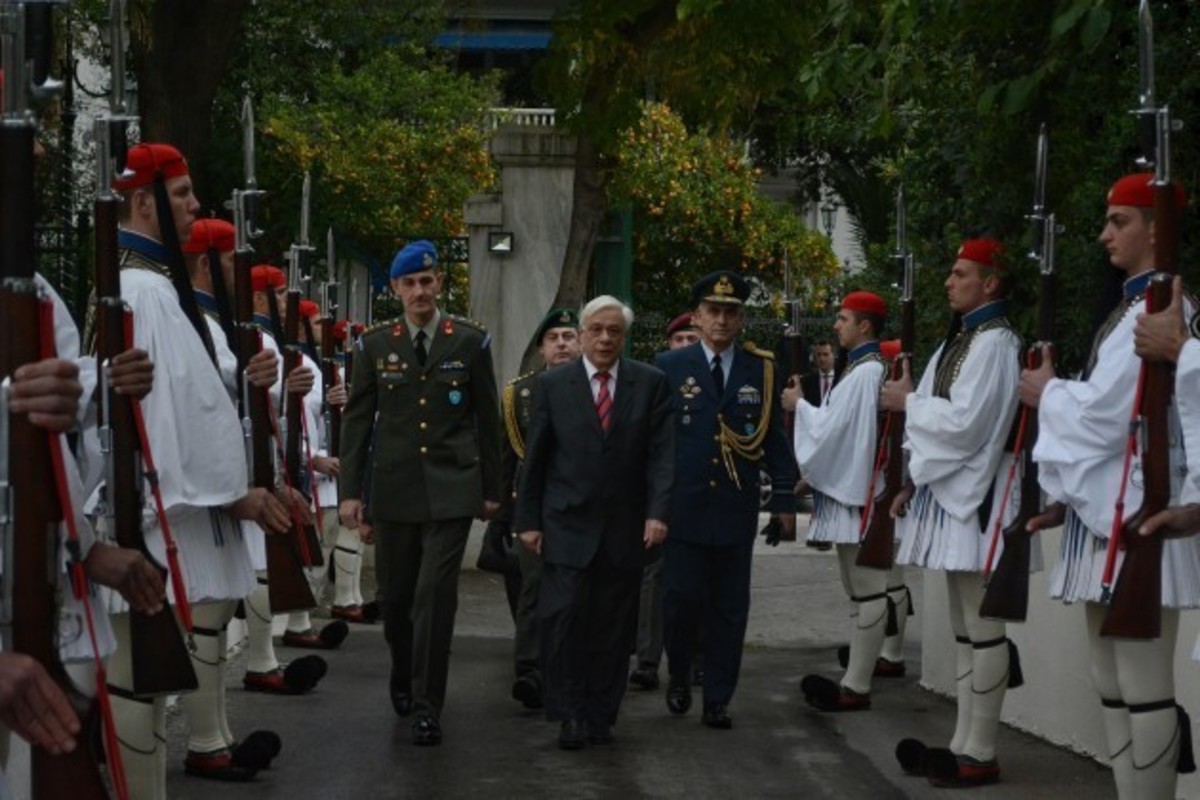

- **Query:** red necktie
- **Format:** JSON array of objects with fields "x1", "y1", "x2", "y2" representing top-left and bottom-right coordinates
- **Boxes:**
[{"x1": 595, "y1": 371, "x2": 612, "y2": 432}]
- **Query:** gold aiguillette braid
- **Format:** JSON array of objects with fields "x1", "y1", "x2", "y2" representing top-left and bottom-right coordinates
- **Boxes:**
[
  {"x1": 502, "y1": 382, "x2": 525, "y2": 460},
  {"x1": 716, "y1": 358, "x2": 774, "y2": 490}
]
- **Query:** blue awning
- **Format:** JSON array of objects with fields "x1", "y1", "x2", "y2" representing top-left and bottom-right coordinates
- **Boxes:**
[{"x1": 435, "y1": 30, "x2": 552, "y2": 51}]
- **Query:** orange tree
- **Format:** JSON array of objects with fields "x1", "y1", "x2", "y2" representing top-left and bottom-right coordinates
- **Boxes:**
[{"x1": 610, "y1": 102, "x2": 839, "y2": 320}]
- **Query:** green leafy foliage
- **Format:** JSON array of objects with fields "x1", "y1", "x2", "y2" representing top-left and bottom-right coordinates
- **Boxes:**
[{"x1": 610, "y1": 102, "x2": 839, "y2": 319}]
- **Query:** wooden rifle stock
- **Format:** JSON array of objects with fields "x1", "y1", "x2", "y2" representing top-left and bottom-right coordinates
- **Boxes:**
[
  {"x1": 1102, "y1": 281, "x2": 1175, "y2": 638},
  {"x1": 283, "y1": 292, "x2": 323, "y2": 567},
  {"x1": 979, "y1": 351, "x2": 1042, "y2": 621},
  {"x1": 233, "y1": 254, "x2": 314, "y2": 613},
  {"x1": 2, "y1": 116, "x2": 108, "y2": 799},
  {"x1": 856, "y1": 361, "x2": 901, "y2": 570},
  {"x1": 94, "y1": 197, "x2": 197, "y2": 696},
  {"x1": 320, "y1": 318, "x2": 341, "y2": 457},
  {"x1": 857, "y1": 299, "x2": 912, "y2": 570}
]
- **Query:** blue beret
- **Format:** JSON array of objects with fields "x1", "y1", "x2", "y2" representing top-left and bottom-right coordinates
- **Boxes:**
[{"x1": 390, "y1": 240, "x2": 439, "y2": 279}]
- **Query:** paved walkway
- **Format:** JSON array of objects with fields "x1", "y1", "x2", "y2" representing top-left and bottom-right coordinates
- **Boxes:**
[{"x1": 165, "y1": 535, "x2": 1116, "y2": 799}]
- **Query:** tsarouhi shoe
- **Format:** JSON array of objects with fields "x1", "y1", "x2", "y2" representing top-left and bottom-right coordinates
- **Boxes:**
[
  {"x1": 230, "y1": 730, "x2": 282, "y2": 771},
  {"x1": 925, "y1": 750, "x2": 1001, "y2": 787},
  {"x1": 800, "y1": 674, "x2": 870, "y2": 712},
  {"x1": 243, "y1": 655, "x2": 327, "y2": 695}
]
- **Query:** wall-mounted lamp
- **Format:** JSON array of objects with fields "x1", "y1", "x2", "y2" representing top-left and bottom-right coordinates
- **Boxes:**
[{"x1": 488, "y1": 230, "x2": 515, "y2": 255}]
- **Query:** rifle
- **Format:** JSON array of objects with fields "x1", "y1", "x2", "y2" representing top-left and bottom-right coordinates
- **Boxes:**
[
  {"x1": 776, "y1": 249, "x2": 805, "y2": 541},
  {"x1": 1102, "y1": 0, "x2": 1176, "y2": 639},
  {"x1": 980, "y1": 126, "x2": 1059, "y2": 621},
  {"x1": 231, "y1": 98, "x2": 315, "y2": 613},
  {"x1": 0, "y1": 4, "x2": 109, "y2": 796},
  {"x1": 282, "y1": 172, "x2": 324, "y2": 567},
  {"x1": 92, "y1": 0, "x2": 197, "y2": 695},
  {"x1": 857, "y1": 186, "x2": 913, "y2": 570},
  {"x1": 320, "y1": 228, "x2": 342, "y2": 458}
]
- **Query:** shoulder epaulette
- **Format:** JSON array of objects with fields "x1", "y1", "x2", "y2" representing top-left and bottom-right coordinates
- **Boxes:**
[
  {"x1": 364, "y1": 317, "x2": 403, "y2": 337},
  {"x1": 450, "y1": 313, "x2": 487, "y2": 333},
  {"x1": 742, "y1": 341, "x2": 775, "y2": 360},
  {"x1": 506, "y1": 370, "x2": 537, "y2": 387}
]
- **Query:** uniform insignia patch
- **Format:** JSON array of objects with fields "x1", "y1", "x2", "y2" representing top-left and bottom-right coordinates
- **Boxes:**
[
  {"x1": 680, "y1": 377, "x2": 701, "y2": 398},
  {"x1": 439, "y1": 360, "x2": 466, "y2": 371},
  {"x1": 737, "y1": 385, "x2": 761, "y2": 405},
  {"x1": 443, "y1": 318, "x2": 455, "y2": 336},
  {"x1": 376, "y1": 358, "x2": 385, "y2": 371},
  {"x1": 392, "y1": 324, "x2": 405, "y2": 337},
  {"x1": 448, "y1": 389, "x2": 463, "y2": 406}
]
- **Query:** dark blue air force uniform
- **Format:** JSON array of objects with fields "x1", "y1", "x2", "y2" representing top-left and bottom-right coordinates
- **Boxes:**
[{"x1": 654, "y1": 285, "x2": 796, "y2": 712}]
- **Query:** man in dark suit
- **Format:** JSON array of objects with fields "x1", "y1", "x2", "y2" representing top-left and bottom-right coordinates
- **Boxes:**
[
  {"x1": 339, "y1": 240, "x2": 503, "y2": 747},
  {"x1": 515, "y1": 295, "x2": 674, "y2": 750},
  {"x1": 800, "y1": 339, "x2": 839, "y2": 407},
  {"x1": 656, "y1": 270, "x2": 797, "y2": 730}
]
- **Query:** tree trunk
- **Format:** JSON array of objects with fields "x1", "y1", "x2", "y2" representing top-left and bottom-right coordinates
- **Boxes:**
[
  {"x1": 518, "y1": 132, "x2": 609, "y2": 372},
  {"x1": 131, "y1": 0, "x2": 250, "y2": 207}
]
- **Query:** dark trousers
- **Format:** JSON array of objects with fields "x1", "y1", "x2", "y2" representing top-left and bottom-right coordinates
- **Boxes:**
[
  {"x1": 635, "y1": 556, "x2": 663, "y2": 669},
  {"x1": 514, "y1": 544, "x2": 542, "y2": 678},
  {"x1": 374, "y1": 518, "x2": 472, "y2": 718},
  {"x1": 539, "y1": 551, "x2": 640, "y2": 726},
  {"x1": 661, "y1": 538, "x2": 753, "y2": 706}
]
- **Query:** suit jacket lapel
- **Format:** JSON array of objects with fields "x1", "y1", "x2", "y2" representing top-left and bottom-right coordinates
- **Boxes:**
[
  {"x1": 685, "y1": 344, "x2": 721, "y2": 401},
  {"x1": 384, "y1": 322, "x2": 418, "y2": 368},
  {"x1": 612, "y1": 359, "x2": 635, "y2": 433},
  {"x1": 570, "y1": 360, "x2": 603, "y2": 437},
  {"x1": 722, "y1": 346, "x2": 751, "y2": 410},
  {"x1": 422, "y1": 317, "x2": 451, "y2": 374}
]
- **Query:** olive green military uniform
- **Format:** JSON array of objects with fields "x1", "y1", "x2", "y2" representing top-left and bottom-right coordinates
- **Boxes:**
[
  {"x1": 497, "y1": 370, "x2": 543, "y2": 686},
  {"x1": 339, "y1": 310, "x2": 502, "y2": 719}
]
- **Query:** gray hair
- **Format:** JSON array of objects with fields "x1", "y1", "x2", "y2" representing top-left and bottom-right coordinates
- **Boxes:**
[{"x1": 579, "y1": 295, "x2": 634, "y2": 331}]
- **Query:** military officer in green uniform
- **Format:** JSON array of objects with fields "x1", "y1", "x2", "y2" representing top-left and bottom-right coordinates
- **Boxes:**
[
  {"x1": 495, "y1": 308, "x2": 581, "y2": 710},
  {"x1": 338, "y1": 240, "x2": 503, "y2": 746}
]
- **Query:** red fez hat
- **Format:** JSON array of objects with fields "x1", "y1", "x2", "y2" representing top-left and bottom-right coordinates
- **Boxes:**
[
  {"x1": 880, "y1": 339, "x2": 901, "y2": 361},
  {"x1": 841, "y1": 291, "x2": 887, "y2": 317},
  {"x1": 299, "y1": 299, "x2": 320, "y2": 319},
  {"x1": 114, "y1": 143, "x2": 189, "y2": 191},
  {"x1": 1107, "y1": 172, "x2": 1187, "y2": 209},
  {"x1": 183, "y1": 218, "x2": 236, "y2": 255},
  {"x1": 956, "y1": 238, "x2": 1004, "y2": 270},
  {"x1": 332, "y1": 320, "x2": 349, "y2": 341},
  {"x1": 665, "y1": 312, "x2": 696, "y2": 337},
  {"x1": 351, "y1": 323, "x2": 366, "y2": 337},
  {"x1": 250, "y1": 265, "x2": 286, "y2": 293}
]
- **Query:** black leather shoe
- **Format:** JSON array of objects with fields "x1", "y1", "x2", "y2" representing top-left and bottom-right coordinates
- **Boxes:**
[
  {"x1": 511, "y1": 673, "x2": 543, "y2": 710},
  {"x1": 412, "y1": 714, "x2": 442, "y2": 746},
  {"x1": 587, "y1": 721, "x2": 613, "y2": 745},
  {"x1": 390, "y1": 674, "x2": 413, "y2": 717},
  {"x1": 701, "y1": 703, "x2": 732, "y2": 729},
  {"x1": 628, "y1": 666, "x2": 659, "y2": 691},
  {"x1": 666, "y1": 675, "x2": 692, "y2": 716},
  {"x1": 558, "y1": 719, "x2": 586, "y2": 750}
]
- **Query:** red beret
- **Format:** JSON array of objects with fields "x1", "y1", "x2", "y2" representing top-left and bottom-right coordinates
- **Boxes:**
[
  {"x1": 183, "y1": 218, "x2": 236, "y2": 255},
  {"x1": 841, "y1": 291, "x2": 887, "y2": 317},
  {"x1": 1107, "y1": 172, "x2": 1187, "y2": 209},
  {"x1": 332, "y1": 320, "x2": 349, "y2": 342},
  {"x1": 665, "y1": 312, "x2": 696, "y2": 337},
  {"x1": 956, "y1": 238, "x2": 1005, "y2": 270},
  {"x1": 114, "y1": 143, "x2": 189, "y2": 191},
  {"x1": 251, "y1": 265, "x2": 286, "y2": 293},
  {"x1": 880, "y1": 339, "x2": 901, "y2": 361},
  {"x1": 299, "y1": 299, "x2": 320, "y2": 319}
]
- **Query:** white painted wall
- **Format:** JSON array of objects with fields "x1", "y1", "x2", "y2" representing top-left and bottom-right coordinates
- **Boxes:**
[{"x1": 920, "y1": 524, "x2": 1200, "y2": 796}]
